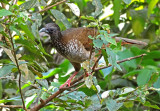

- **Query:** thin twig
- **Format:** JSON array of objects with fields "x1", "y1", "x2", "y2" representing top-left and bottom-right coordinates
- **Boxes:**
[
  {"x1": 0, "y1": 105, "x2": 23, "y2": 108},
  {"x1": 94, "y1": 54, "x2": 146, "y2": 71},
  {"x1": 30, "y1": 53, "x2": 146, "y2": 111},
  {"x1": 8, "y1": 30, "x2": 27, "y2": 111},
  {"x1": 30, "y1": 88, "x2": 65, "y2": 111},
  {"x1": 58, "y1": 81, "x2": 85, "y2": 97},
  {"x1": 28, "y1": 0, "x2": 67, "y2": 17},
  {"x1": 37, "y1": 0, "x2": 67, "y2": 13},
  {"x1": 60, "y1": 80, "x2": 84, "y2": 90},
  {"x1": 92, "y1": 54, "x2": 102, "y2": 71}
]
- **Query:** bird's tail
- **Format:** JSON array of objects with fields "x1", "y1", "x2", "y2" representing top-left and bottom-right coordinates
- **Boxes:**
[{"x1": 114, "y1": 37, "x2": 148, "y2": 46}]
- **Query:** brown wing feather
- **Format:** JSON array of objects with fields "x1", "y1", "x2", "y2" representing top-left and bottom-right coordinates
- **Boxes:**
[
  {"x1": 61, "y1": 27, "x2": 97, "y2": 51},
  {"x1": 61, "y1": 27, "x2": 147, "y2": 49}
]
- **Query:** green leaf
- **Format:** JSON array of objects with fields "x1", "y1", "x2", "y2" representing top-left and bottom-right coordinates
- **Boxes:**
[
  {"x1": 86, "y1": 95, "x2": 102, "y2": 110},
  {"x1": 66, "y1": 3, "x2": 80, "y2": 17},
  {"x1": 101, "y1": 49, "x2": 108, "y2": 65},
  {"x1": 20, "y1": 0, "x2": 38, "y2": 9},
  {"x1": 148, "y1": 0, "x2": 159, "y2": 17},
  {"x1": 153, "y1": 77, "x2": 160, "y2": 95},
  {"x1": 113, "y1": 0, "x2": 122, "y2": 26},
  {"x1": 117, "y1": 49, "x2": 137, "y2": 71},
  {"x1": 120, "y1": 87, "x2": 135, "y2": 95},
  {"x1": 130, "y1": 9, "x2": 147, "y2": 36},
  {"x1": 123, "y1": 101, "x2": 134, "y2": 108},
  {"x1": 101, "y1": 66, "x2": 113, "y2": 78},
  {"x1": 39, "y1": 68, "x2": 62, "y2": 79},
  {"x1": 81, "y1": 16, "x2": 96, "y2": 21},
  {"x1": 59, "y1": 59, "x2": 74, "y2": 75},
  {"x1": 0, "y1": 96, "x2": 21, "y2": 103},
  {"x1": 106, "y1": 48, "x2": 122, "y2": 71},
  {"x1": 148, "y1": 73, "x2": 159, "y2": 87},
  {"x1": 105, "y1": 34, "x2": 117, "y2": 46},
  {"x1": 99, "y1": 30, "x2": 117, "y2": 45},
  {"x1": 143, "y1": 101, "x2": 160, "y2": 109},
  {"x1": 0, "y1": 65, "x2": 16, "y2": 77},
  {"x1": 25, "y1": 89, "x2": 39, "y2": 97},
  {"x1": 19, "y1": 12, "x2": 29, "y2": 21},
  {"x1": 85, "y1": 75, "x2": 93, "y2": 88},
  {"x1": 123, "y1": 0, "x2": 131, "y2": 4},
  {"x1": 75, "y1": 0, "x2": 87, "y2": 11},
  {"x1": 0, "y1": 9, "x2": 13, "y2": 17},
  {"x1": 10, "y1": 25, "x2": 20, "y2": 35},
  {"x1": 144, "y1": 51, "x2": 160, "y2": 59},
  {"x1": 38, "y1": 43, "x2": 51, "y2": 57},
  {"x1": 93, "y1": 39, "x2": 103, "y2": 48},
  {"x1": 0, "y1": 24, "x2": 4, "y2": 32},
  {"x1": 36, "y1": 79, "x2": 49, "y2": 89},
  {"x1": 31, "y1": 13, "x2": 42, "y2": 27},
  {"x1": 40, "y1": 0, "x2": 47, "y2": 6},
  {"x1": 137, "y1": 69, "x2": 153, "y2": 86},
  {"x1": 65, "y1": 91, "x2": 87, "y2": 101},
  {"x1": 88, "y1": 22, "x2": 98, "y2": 27},
  {"x1": 16, "y1": 39, "x2": 41, "y2": 57},
  {"x1": 18, "y1": 24, "x2": 35, "y2": 40},
  {"x1": 25, "y1": 95, "x2": 37, "y2": 109},
  {"x1": 132, "y1": 17, "x2": 145, "y2": 36},
  {"x1": 31, "y1": 22, "x2": 39, "y2": 39},
  {"x1": 50, "y1": 9, "x2": 72, "y2": 29},
  {"x1": 106, "y1": 99, "x2": 123, "y2": 111},
  {"x1": 0, "y1": 0, "x2": 9, "y2": 4},
  {"x1": 102, "y1": 24, "x2": 110, "y2": 30},
  {"x1": 122, "y1": 70, "x2": 141, "y2": 78},
  {"x1": 21, "y1": 83, "x2": 30, "y2": 90},
  {"x1": 92, "y1": 0, "x2": 103, "y2": 17}
]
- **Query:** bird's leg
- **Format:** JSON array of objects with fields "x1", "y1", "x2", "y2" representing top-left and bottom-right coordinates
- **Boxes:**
[
  {"x1": 84, "y1": 70, "x2": 90, "y2": 77},
  {"x1": 60, "y1": 72, "x2": 78, "y2": 88}
]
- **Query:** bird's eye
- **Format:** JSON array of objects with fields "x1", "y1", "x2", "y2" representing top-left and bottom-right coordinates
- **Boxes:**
[{"x1": 47, "y1": 28, "x2": 54, "y2": 34}]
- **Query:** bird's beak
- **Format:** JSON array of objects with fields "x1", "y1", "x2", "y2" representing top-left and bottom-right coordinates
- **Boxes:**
[{"x1": 39, "y1": 28, "x2": 49, "y2": 33}]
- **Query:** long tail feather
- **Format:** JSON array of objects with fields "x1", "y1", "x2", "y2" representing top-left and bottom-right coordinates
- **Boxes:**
[{"x1": 114, "y1": 37, "x2": 148, "y2": 46}]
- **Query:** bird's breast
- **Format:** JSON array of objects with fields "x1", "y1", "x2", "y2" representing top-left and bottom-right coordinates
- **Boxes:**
[{"x1": 53, "y1": 39, "x2": 90, "y2": 63}]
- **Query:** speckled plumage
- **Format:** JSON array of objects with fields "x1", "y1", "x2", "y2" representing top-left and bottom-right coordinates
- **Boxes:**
[
  {"x1": 40, "y1": 23, "x2": 97, "y2": 72},
  {"x1": 39, "y1": 23, "x2": 147, "y2": 88}
]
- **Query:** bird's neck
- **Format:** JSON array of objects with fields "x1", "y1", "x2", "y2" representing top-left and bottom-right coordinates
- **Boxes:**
[
  {"x1": 51, "y1": 36, "x2": 67, "y2": 56},
  {"x1": 50, "y1": 31, "x2": 63, "y2": 46}
]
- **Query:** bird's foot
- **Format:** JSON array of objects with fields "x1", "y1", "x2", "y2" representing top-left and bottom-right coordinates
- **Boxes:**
[
  {"x1": 60, "y1": 79, "x2": 71, "y2": 88},
  {"x1": 60, "y1": 72, "x2": 78, "y2": 88}
]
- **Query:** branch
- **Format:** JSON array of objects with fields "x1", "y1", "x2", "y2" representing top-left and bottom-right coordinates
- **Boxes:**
[
  {"x1": 92, "y1": 54, "x2": 102, "y2": 71},
  {"x1": 8, "y1": 30, "x2": 27, "y2": 111},
  {"x1": 58, "y1": 83, "x2": 86, "y2": 98},
  {"x1": 30, "y1": 80, "x2": 84, "y2": 111},
  {"x1": 0, "y1": 105, "x2": 23, "y2": 108},
  {"x1": 95, "y1": 54, "x2": 146, "y2": 71},
  {"x1": 30, "y1": 53, "x2": 146, "y2": 111},
  {"x1": 37, "y1": 0, "x2": 67, "y2": 13},
  {"x1": 31, "y1": 88, "x2": 65, "y2": 111}
]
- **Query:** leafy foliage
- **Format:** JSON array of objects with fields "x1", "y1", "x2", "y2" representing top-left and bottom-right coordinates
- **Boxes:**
[{"x1": 0, "y1": 0, "x2": 160, "y2": 111}]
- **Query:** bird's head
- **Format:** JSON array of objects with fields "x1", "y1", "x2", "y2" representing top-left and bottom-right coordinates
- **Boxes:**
[{"x1": 39, "y1": 23, "x2": 62, "y2": 39}]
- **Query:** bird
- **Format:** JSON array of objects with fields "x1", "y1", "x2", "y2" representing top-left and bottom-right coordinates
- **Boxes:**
[{"x1": 39, "y1": 23, "x2": 147, "y2": 88}]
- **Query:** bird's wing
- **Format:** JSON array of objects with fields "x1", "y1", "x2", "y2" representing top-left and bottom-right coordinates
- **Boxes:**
[
  {"x1": 61, "y1": 27, "x2": 97, "y2": 51},
  {"x1": 61, "y1": 27, "x2": 147, "y2": 51}
]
